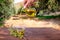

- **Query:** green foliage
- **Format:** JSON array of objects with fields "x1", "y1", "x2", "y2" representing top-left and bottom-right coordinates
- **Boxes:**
[
  {"x1": 47, "y1": 0, "x2": 58, "y2": 11},
  {"x1": 9, "y1": 28, "x2": 25, "y2": 39},
  {"x1": 0, "y1": 18, "x2": 5, "y2": 26},
  {"x1": 0, "y1": 0, "x2": 16, "y2": 26},
  {"x1": 30, "y1": 0, "x2": 59, "y2": 16},
  {"x1": 33, "y1": 0, "x2": 40, "y2": 8},
  {"x1": 17, "y1": 0, "x2": 60, "y2": 18}
]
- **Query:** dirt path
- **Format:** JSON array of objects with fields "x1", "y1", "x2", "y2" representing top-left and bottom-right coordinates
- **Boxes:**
[{"x1": 4, "y1": 17, "x2": 60, "y2": 30}]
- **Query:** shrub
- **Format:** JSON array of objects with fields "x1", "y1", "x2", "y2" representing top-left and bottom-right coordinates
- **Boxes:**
[
  {"x1": 9, "y1": 28, "x2": 25, "y2": 39},
  {"x1": 0, "y1": 0, "x2": 16, "y2": 26}
]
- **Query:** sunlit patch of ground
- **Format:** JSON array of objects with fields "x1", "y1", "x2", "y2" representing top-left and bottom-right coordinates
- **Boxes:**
[{"x1": 4, "y1": 16, "x2": 60, "y2": 30}]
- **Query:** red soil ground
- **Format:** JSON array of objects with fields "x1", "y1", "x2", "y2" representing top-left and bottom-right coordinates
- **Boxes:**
[{"x1": 0, "y1": 27, "x2": 60, "y2": 40}]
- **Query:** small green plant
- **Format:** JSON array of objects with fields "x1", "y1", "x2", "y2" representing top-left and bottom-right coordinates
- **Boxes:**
[{"x1": 9, "y1": 27, "x2": 25, "y2": 39}]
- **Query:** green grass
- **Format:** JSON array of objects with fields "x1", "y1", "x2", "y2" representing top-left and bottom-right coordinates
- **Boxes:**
[
  {"x1": 0, "y1": 23, "x2": 3, "y2": 27},
  {"x1": 36, "y1": 15, "x2": 60, "y2": 19},
  {"x1": 0, "y1": 18, "x2": 5, "y2": 26}
]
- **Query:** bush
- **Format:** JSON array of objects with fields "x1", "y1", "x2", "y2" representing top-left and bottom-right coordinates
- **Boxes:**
[
  {"x1": 30, "y1": 0, "x2": 59, "y2": 16},
  {"x1": 0, "y1": 0, "x2": 16, "y2": 26},
  {"x1": 9, "y1": 28, "x2": 25, "y2": 39}
]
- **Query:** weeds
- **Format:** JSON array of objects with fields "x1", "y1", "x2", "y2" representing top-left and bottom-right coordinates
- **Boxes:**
[{"x1": 9, "y1": 27, "x2": 28, "y2": 40}]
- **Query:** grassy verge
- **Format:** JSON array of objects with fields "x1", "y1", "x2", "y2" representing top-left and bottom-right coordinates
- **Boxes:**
[
  {"x1": 0, "y1": 18, "x2": 5, "y2": 27},
  {"x1": 36, "y1": 15, "x2": 60, "y2": 19}
]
